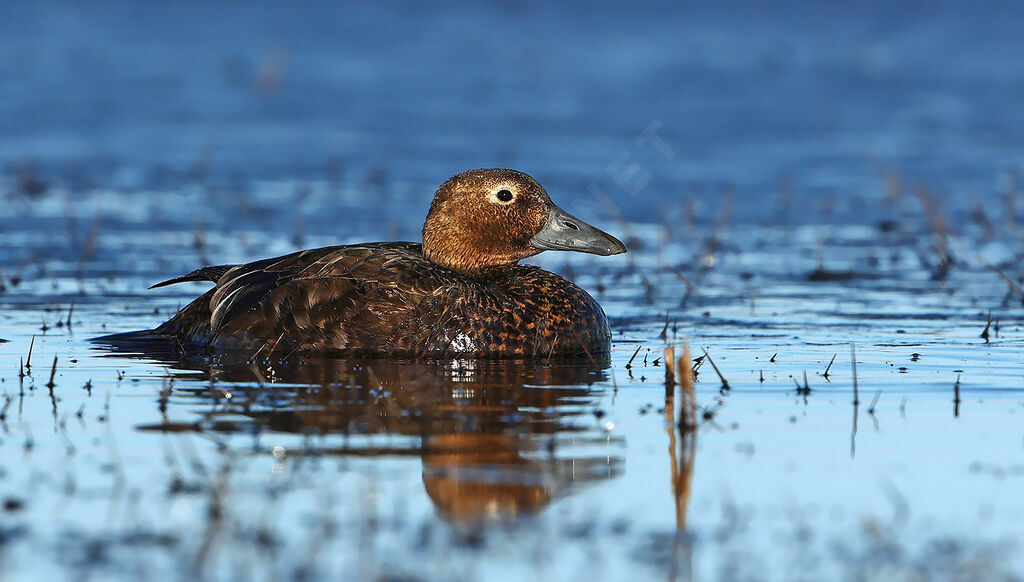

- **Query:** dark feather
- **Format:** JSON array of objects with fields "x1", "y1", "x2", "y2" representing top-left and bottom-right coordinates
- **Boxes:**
[
  {"x1": 149, "y1": 242, "x2": 610, "y2": 357},
  {"x1": 206, "y1": 246, "x2": 349, "y2": 333},
  {"x1": 149, "y1": 265, "x2": 236, "y2": 289}
]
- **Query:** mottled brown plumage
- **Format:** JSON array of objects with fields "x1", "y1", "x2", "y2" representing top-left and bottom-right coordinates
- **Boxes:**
[{"x1": 140, "y1": 169, "x2": 626, "y2": 357}]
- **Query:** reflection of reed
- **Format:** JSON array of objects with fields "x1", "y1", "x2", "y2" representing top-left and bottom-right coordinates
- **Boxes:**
[{"x1": 665, "y1": 345, "x2": 696, "y2": 582}]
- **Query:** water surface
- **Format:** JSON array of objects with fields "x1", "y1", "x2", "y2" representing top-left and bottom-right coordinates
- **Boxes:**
[{"x1": 2, "y1": 1, "x2": 1024, "y2": 580}]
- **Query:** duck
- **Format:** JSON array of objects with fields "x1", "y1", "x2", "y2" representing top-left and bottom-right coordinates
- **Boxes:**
[{"x1": 139, "y1": 169, "x2": 626, "y2": 357}]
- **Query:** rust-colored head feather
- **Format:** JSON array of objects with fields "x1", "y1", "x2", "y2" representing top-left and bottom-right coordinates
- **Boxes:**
[{"x1": 422, "y1": 169, "x2": 552, "y2": 275}]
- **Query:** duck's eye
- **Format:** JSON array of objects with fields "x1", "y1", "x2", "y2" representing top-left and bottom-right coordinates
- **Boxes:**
[{"x1": 496, "y1": 189, "x2": 514, "y2": 202}]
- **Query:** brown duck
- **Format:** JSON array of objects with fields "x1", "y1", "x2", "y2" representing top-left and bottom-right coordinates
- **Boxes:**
[{"x1": 138, "y1": 169, "x2": 626, "y2": 357}]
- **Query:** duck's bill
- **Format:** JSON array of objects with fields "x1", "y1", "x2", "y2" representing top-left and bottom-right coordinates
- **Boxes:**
[{"x1": 529, "y1": 206, "x2": 627, "y2": 256}]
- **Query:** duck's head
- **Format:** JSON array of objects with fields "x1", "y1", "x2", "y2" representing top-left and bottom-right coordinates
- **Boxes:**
[{"x1": 422, "y1": 169, "x2": 627, "y2": 275}]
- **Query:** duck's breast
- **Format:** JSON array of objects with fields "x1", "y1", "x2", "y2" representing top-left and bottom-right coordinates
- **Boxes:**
[{"x1": 420, "y1": 266, "x2": 610, "y2": 356}]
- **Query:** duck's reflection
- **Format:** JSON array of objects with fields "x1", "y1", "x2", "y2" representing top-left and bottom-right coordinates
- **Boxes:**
[{"x1": 99, "y1": 339, "x2": 623, "y2": 525}]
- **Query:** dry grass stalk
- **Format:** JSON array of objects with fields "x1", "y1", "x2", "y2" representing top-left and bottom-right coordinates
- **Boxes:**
[{"x1": 677, "y1": 345, "x2": 697, "y2": 431}]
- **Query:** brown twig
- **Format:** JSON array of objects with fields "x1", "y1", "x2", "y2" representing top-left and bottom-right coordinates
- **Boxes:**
[
  {"x1": 664, "y1": 346, "x2": 676, "y2": 391},
  {"x1": 626, "y1": 345, "x2": 643, "y2": 369},
  {"x1": 823, "y1": 353, "x2": 837, "y2": 378},
  {"x1": 701, "y1": 349, "x2": 729, "y2": 391},
  {"x1": 677, "y1": 345, "x2": 697, "y2": 431},
  {"x1": 46, "y1": 355, "x2": 58, "y2": 389},
  {"x1": 984, "y1": 263, "x2": 1024, "y2": 304},
  {"x1": 26, "y1": 335, "x2": 35, "y2": 372}
]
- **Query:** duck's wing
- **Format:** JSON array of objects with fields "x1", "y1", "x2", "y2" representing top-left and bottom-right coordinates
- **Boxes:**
[
  {"x1": 209, "y1": 243, "x2": 432, "y2": 351},
  {"x1": 155, "y1": 243, "x2": 429, "y2": 351},
  {"x1": 205, "y1": 246, "x2": 356, "y2": 332},
  {"x1": 153, "y1": 246, "x2": 346, "y2": 341}
]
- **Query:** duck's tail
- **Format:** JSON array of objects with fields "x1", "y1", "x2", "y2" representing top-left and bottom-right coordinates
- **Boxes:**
[
  {"x1": 148, "y1": 264, "x2": 235, "y2": 289},
  {"x1": 93, "y1": 330, "x2": 160, "y2": 342},
  {"x1": 90, "y1": 329, "x2": 182, "y2": 358}
]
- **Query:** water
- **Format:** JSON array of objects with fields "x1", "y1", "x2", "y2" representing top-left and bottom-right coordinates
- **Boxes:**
[{"x1": 2, "y1": 1, "x2": 1024, "y2": 581}]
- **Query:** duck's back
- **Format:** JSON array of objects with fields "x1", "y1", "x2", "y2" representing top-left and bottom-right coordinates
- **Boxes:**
[{"x1": 154, "y1": 243, "x2": 611, "y2": 357}]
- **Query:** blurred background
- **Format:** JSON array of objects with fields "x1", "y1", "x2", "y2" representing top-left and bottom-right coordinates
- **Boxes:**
[{"x1": 4, "y1": 0, "x2": 1023, "y2": 230}]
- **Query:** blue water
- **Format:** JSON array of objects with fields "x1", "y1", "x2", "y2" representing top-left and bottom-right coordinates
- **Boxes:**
[
  {"x1": 4, "y1": 1, "x2": 1024, "y2": 222},
  {"x1": 2, "y1": 2, "x2": 1024, "y2": 581}
]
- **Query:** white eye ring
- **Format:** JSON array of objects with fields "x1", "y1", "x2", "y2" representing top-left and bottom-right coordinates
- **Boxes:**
[{"x1": 489, "y1": 187, "x2": 517, "y2": 205}]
